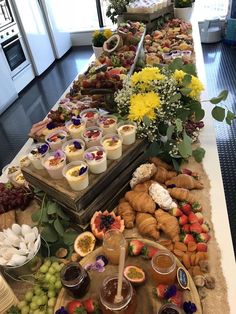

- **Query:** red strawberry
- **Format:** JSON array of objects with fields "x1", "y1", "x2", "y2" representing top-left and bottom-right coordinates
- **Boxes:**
[
  {"x1": 192, "y1": 202, "x2": 203, "y2": 212},
  {"x1": 202, "y1": 222, "x2": 210, "y2": 233},
  {"x1": 196, "y1": 233, "x2": 211, "y2": 243},
  {"x1": 156, "y1": 284, "x2": 168, "y2": 298},
  {"x1": 141, "y1": 245, "x2": 158, "y2": 259},
  {"x1": 179, "y1": 214, "x2": 188, "y2": 226},
  {"x1": 182, "y1": 224, "x2": 190, "y2": 233},
  {"x1": 180, "y1": 234, "x2": 196, "y2": 245},
  {"x1": 195, "y1": 212, "x2": 204, "y2": 224},
  {"x1": 129, "y1": 240, "x2": 144, "y2": 256},
  {"x1": 83, "y1": 298, "x2": 99, "y2": 313},
  {"x1": 171, "y1": 207, "x2": 183, "y2": 217},
  {"x1": 190, "y1": 223, "x2": 202, "y2": 234},
  {"x1": 67, "y1": 301, "x2": 86, "y2": 314},
  {"x1": 180, "y1": 203, "x2": 192, "y2": 215},
  {"x1": 188, "y1": 212, "x2": 198, "y2": 224},
  {"x1": 168, "y1": 290, "x2": 183, "y2": 307},
  {"x1": 197, "y1": 243, "x2": 208, "y2": 252}
]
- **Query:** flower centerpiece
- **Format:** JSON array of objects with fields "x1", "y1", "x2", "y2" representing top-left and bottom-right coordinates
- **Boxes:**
[
  {"x1": 92, "y1": 29, "x2": 113, "y2": 58},
  {"x1": 174, "y1": 0, "x2": 194, "y2": 21},
  {"x1": 106, "y1": 0, "x2": 132, "y2": 24},
  {"x1": 115, "y1": 60, "x2": 231, "y2": 169}
]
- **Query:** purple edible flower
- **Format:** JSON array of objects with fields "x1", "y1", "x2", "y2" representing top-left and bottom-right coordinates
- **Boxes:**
[
  {"x1": 96, "y1": 255, "x2": 109, "y2": 266},
  {"x1": 73, "y1": 141, "x2": 82, "y2": 149},
  {"x1": 54, "y1": 150, "x2": 63, "y2": 159},
  {"x1": 167, "y1": 184, "x2": 176, "y2": 188},
  {"x1": 183, "y1": 301, "x2": 197, "y2": 314},
  {"x1": 85, "y1": 259, "x2": 105, "y2": 272},
  {"x1": 72, "y1": 117, "x2": 81, "y2": 126},
  {"x1": 84, "y1": 152, "x2": 94, "y2": 161},
  {"x1": 37, "y1": 144, "x2": 48, "y2": 155},
  {"x1": 55, "y1": 306, "x2": 68, "y2": 314},
  {"x1": 79, "y1": 166, "x2": 87, "y2": 175},
  {"x1": 164, "y1": 285, "x2": 177, "y2": 299},
  {"x1": 46, "y1": 121, "x2": 56, "y2": 130}
]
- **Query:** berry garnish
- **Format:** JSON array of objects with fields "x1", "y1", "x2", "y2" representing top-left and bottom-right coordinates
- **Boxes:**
[
  {"x1": 84, "y1": 112, "x2": 95, "y2": 118},
  {"x1": 164, "y1": 285, "x2": 177, "y2": 299}
]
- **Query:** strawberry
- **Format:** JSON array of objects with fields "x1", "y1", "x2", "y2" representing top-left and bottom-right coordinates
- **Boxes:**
[
  {"x1": 171, "y1": 207, "x2": 183, "y2": 217},
  {"x1": 196, "y1": 233, "x2": 211, "y2": 243},
  {"x1": 195, "y1": 212, "x2": 204, "y2": 224},
  {"x1": 192, "y1": 202, "x2": 203, "y2": 212},
  {"x1": 67, "y1": 301, "x2": 86, "y2": 314},
  {"x1": 188, "y1": 212, "x2": 198, "y2": 224},
  {"x1": 168, "y1": 290, "x2": 183, "y2": 307},
  {"x1": 141, "y1": 245, "x2": 158, "y2": 259},
  {"x1": 180, "y1": 203, "x2": 192, "y2": 215},
  {"x1": 180, "y1": 233, "x2": 196, "y2": 245},
  {"x1": 197, "y1": 243, "x2": 208, "y2": 252},
  {"x1": 190, "y1": 223, "x2": 202, "y2": 234},
  {"x1": 156, "y1": 284, "x2": 168, "y2": 298},
  {"x1": 129, "y1": 240, "x2": 144, "y2": 256},
  {"x1": 182, "y1": 224, "x2": 190, "y2": 233},
  {"x1": 179, "y1": 214, "x2": 188, "y2": 226},
  {"x1": 202, "y1": 222, "x2": 210, "y2": 233},
  {"x1": 83, "y1": 298, "x2": 99, "y2": 313}
]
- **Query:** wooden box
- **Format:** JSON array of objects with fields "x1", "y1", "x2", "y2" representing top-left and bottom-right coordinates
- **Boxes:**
[{"x1": 22, "y1": 140, "x2": 149, "y2": 225}]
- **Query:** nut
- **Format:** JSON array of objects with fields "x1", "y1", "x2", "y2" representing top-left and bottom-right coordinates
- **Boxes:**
[
  {"x1": 194, "y1": 275, "x2": 205, "y2": 287},
  {"x1": 182, "y1": 254, "x2": 191, "y2": 269},
  {"x1": 204, "y1": 274, "x2": 216, "y2": 289},
  {"x1": 199, "y1": 260, "x2": 210, "y2": 273},
  {"x1": 198, "y1": 287, "x2": 207, "y2": 299}
]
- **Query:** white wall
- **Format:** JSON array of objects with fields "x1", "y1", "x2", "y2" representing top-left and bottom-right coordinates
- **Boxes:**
[{"x1": 71, "y1": 31, "x2": 93, "y2": 46}]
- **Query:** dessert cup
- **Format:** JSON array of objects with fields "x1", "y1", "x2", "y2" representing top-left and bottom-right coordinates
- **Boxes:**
[
  {"x1": 97, "y1": 115, "x2": 118, "y2": 135},
  {"x1": 117, "y1": 121, "x2": 137, "y2": 145},
  {"x1": 62, "y1": 139, "x2": 85, "y2": 162},
  {"x1": 2, "y1": 165, "x2": 21, "y2": 183},
  {"x1": 82, "y1": 126, "x2": 103, "y2": 148},
  {"x1": 12, "y1": 172, "x2": 26, "y2": 187},
  {"x1": 101, "y1": 134, "x2": 123, "y2": 160},
  {"x1": 66, "y1": 117, "x2": 86, "y2": 139},
  {"x1": 42, "y1": 150, "x2": 66, "y2": 179},
  {"x1": 19, "y1": 155, "x2": 31, "y2": 168},
  {"x1": 45, "y1": 130, "x2": 67, "y2": 151},
  {"x1": 28, "y1": 143, "x2": 49, "y2": 170},
  {"x1": 80, "y1": 108, "x2": 100, "y2": 127},
  {"x1": 83, "y1": 146, "x2": 107, "y2": 174},
  {"x1": 63, "y1": 161, "x2": 89, "y2": 191}
]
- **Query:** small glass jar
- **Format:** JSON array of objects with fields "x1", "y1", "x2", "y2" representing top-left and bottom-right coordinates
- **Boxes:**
[
  {"x1": 66, "y1": 118, "x2": 86, "y2": 139},
  {"x1": 158, "y1": 303, "x2": 183, "y2": 314},
  {"x1": 63, "y1": 161, "x2": 89, "y2": 191},
  {"x1": 103, "y1": 229, "x2": 126, "y2": 265},
  {"x1": 62, "y1": 139, "x2": 85, "y2": 162},
  {"x1": 60, "y1": 262, "x2": 90, "y2": 298},
  {"x1": 97, "y1": 115, "x2": 118, "y2": 135},
  {"x1": 80, "y1": 108, "x2": 100, "y2": 127},
  {"x1": 151, "y1": 250, "x2": 177, "y2": 285},
  {"x1": 42, "y1": 150, "x2": 66, "y2": 179},
  {"x1": 101, "y1": 134, "x2": 123, "y2": 160},
  {"x1": 117, "y1": 121, "x2": 136, "y2": 145},
  {"x1": 82, "y1": 126, "x2": 103, "y2": 148},
  {"x1": 100, "y1": 275, "x2": 137, "y2": 314},
  {"x1": 83, "y1": 146, "x2": 107, "y2": 174},
  {"x1": 45, "y1": 130, "x2": 67, "y2": 151},
  {"x1": 28, "y1": 143, "x2": 49, "y2": 170}
]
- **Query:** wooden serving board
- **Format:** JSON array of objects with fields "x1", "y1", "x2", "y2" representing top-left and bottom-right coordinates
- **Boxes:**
[{"x1": 55, "y1": 238, "x2": 202, "y2": 314}]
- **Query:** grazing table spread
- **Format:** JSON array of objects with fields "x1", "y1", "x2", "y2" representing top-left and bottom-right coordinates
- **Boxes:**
[{"x1": 1, "y1": 18, "x2": 236, "y2": 314}]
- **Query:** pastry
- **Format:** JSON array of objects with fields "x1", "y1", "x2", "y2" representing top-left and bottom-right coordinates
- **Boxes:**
[
  {"x1": 168, "y1": 187, "x2": 198, "y2": 204},
  {"x1": 117, "y1": 200, "x2": 136, "y2": 229},
  {"x1": 155, "y1": 209, "x2": 180, "y2": 242},
  {"x1": 165, "y1": 174, "x2": 203, "y2": 189},
  {"x1": 132, "y1": 180, "x2": 154, "y2": 193},
  {"x1": 149, "y1": 182, "x2": 177, "y2": 210},
  {"x1": 154, "y1": 167, "x2": 177, "y2": 184},
  {"x1": 125, "y1": 191, "x2": 156, "y2": 214},
  {"x1": 130, "y1": 163, "x2": 157, "y2": 188},
  {"x1": 136, "y1": 213, "x2": 160, "y2": 240}
]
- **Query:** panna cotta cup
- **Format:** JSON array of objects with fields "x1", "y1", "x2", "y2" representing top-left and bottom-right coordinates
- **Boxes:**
[
  {"x1": 19, "y1": 155, "x2": 31, "y2": 168},
  {"x1": 62, "y1": 139, "x2": 85, "y2": 162},
  {"x1": 83, "y1": 146, "x2": 107, "y2": 174},
  {"x1": 28, "y1": 143, "x2": 49, "y2": 170},
  {"x1": 97, "y1": 115, "x2": 118, "y2": 135},
  {"x1": 12, "y1": 172, "x2": 26, "y2": 187},
  {"x1": 66, "y1": 117, "x2": 86, "y2": 139},
  {"x1": 117, "y1": 121, "x2": 137, "y2": 145},
  {"x1": 63, "y1": 161, "x2": 89, "y2": 191},
  {"x1": 45, "y1": 130, "x2": 67, "y2": 151},
  {"x1": 82, "y1": 127, "x2": 103, "y2": 148},
  {"x1": 80, "y1": 108, "x2": 100, "y2": 127},
  {"x1": 101, "y1": 134, "x2": 123, "y2": 160},
  {"x1": 2, "y1": 165, "x2": 21, "y2": 183},
  {"x1": 42, "y1": 150, "x2": 66, "y2": 179}
]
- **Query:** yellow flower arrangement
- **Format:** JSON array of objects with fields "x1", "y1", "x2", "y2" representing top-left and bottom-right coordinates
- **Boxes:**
[
  {"x1": 92, "y1": 29, "x2": 112, "y2": 47},
  {"x1": 172, "y1": 69, "x2": 185, "y2": 83},
  {"x1": 103, "y1": 29, "x2": 113, "y2": 39},
  {"x1": 128, "y1": 92, "x2": 161, "y2": 121},
  {"x1": 131, "y1": 67, "x2": 165, "y2": 85}
]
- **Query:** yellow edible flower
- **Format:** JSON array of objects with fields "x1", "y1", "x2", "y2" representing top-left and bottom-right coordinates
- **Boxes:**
[
  {"x1": 172, "y1": 70, "x2": 185, "y2": 83},
  {"x1": 128, "y1": 92, "x2": 161, "y2": 121},
  {"x1": 131, "y1": 67, "x2": 165, "y2": 85},
  {"x1": 92, "y1": 30, "x2": 100, "y2": 39},
  {"x1": 188, "y1": 76, "x2": 204, "y2": 99},
  {"x1": 103, "y1": 29, "x2": 112, "y2": 39}
]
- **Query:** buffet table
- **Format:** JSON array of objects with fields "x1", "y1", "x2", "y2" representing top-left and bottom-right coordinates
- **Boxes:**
[{"x1": 1, "y1": 23, "x2": 236, "y2": 313}]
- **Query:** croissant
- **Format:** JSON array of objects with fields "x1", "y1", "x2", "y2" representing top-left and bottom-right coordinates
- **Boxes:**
[
  {"x1": 154, "y1": 167, "x2": 177, "y2": 184},
  {"x1": 150, "y1": 157, "x2": 173, "y2": 170},
  {"x1": 133, "y1": 180, "x2": 154, "y2": 193},
  {"x1": 136, "y1": 213, "x2": 160, "y2": 240},
  {"x1": 166, "y1": 174, "x2": 203, "y2": 190},
  {"x1": 125, "y1": 191, "x2": 156, "y2": 214},
  {"x1": 130, "y1": 163, "x2": 157, "y2": 188},
  {"x1": 155, "y1": 209, "x2": 180, "y2": 242},
  {"x1": 168, "y1": 187, "x2": 198, "y2": 204},
  {"x1": 117, "y1": 201, "x2": 136, "y2": 229}
]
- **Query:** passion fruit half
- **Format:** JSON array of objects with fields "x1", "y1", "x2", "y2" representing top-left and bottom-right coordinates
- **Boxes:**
[
  {"x1": 123, "y1": 265, "x2": 145, "y2": 285},
  {"x1": 74, "y1": 231, "x2": 96, "y2": 257}
]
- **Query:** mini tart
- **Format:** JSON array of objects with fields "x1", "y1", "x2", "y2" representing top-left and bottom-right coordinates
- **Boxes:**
[
  {"x1": 47, "y1": 132, "x2": 66, "y2": 142},
  {"x1": 118, "y1": 125, "x2": 135, "y2": 133},
  {"x1": 83, "y1": 129, "x2": 101, "y2": 139},
  {"x1": 66, "y1": 165, "x2": 87, "y2": 180},
  {"x1": 44, "y1": 156, "x2": 65, "y2": 168},
  {"x1": 102, "y1": 137, "x2": 121, "y2": 150}
]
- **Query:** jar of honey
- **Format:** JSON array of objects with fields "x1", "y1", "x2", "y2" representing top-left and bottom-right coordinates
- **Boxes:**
[{"x1": 151, "y1": 250, "x2": 177, "y2": 285}]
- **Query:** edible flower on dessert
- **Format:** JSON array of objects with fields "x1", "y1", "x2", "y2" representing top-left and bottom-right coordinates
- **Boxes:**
[
  {"x1": 73, "y1": 141, "x2": 82, "y2": 149},
  {"x1": 38, "y1": 143, "x2": 49, "y2": 155}
]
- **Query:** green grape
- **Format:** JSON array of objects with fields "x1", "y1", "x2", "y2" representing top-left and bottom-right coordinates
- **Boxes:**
[
  {"x1": 30, "y1": 302, "x2": 39, "y2": 310},
  {"x1": 25, "y1": 291, "x2": 34, "y2": 302},
  {"x1": 36, "y1": 296, "x2": 44, "y2": 306},
  {"x1": 18, "y1": 300, "x2": 27, "y2": 309},
  {"x1": 35, "y1": 288, "x2": 43, "y2": 296},
  {"x1": 47, "y1": 297, "x2": 56, "y2": 308},
  {"x1": 21, "y1": 305, "x2": 30, "y2": 314},
  {"x1": 47, "y1": 290, "x2": 56, "y2": 298},
  {"x1": 44, "y1": 259, "x2": 52, "y2": 267},
  {"x1": 46, "y1": 309, "x2": 54, "y2": 314},
  {"x1": 51, "y1": 262, "x2": 59, "y2": 269},
  {"x1": 55, "y1": 280, "x2": 62, "y2": 290},
  {"x1": 32, "y1": 296, "x2": 38, "y2": 303},
  {"x1": 49, "y1": 275, "x2": 56, "y2": 284},
  {"x1": 41, "y1": 295, "x2": 48, "y2": 305},
  {"x1": 48, "y1": 267, "x2": 56, "y2": 275},
  {"x1": 59, "y1": 263, "x2": 64, "y2": 270},
  {"x1": 45, "y1": 273, "x2": 51, "y2": 282},
  {"x1": 40, "y1": 264, "x2": 49, "y2": 273}
]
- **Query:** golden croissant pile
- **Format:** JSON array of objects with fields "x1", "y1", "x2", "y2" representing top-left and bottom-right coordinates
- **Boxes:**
[{"x1": 117, "y1": 157, "x2": 203, "y2": 242}]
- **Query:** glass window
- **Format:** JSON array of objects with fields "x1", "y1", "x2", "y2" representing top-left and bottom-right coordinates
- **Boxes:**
[{"x1": 194, "y1": 0, "x2": 230, "y2": 21}]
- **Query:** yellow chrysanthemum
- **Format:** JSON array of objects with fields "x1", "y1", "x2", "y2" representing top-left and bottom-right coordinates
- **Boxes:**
[
  {"x1": 128, "y1": 92, "x2": 161, "y2": 121},
  {"x1": 92, "y1": 30, "x2": 100, "y2": 38},
  {"x1": 103, "y1": 29, "x2": 112, "y2": 39},
  {"x1": 131, "y1": 67, "x2": 165, "y2": 85},
  {"x1": 188, "y1": 76, "x2": 204, "y2": 99},
  {"x1": 172, "y1": 69, "x2": 185, "y2": 83}
]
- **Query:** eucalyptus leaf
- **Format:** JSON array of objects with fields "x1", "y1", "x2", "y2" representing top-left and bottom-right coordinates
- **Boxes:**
[
  {"x1": 54, "y1": 218, "x2": 64, "y2": 237},
  {"x1": 56, "y1": 207, "x2": 70, "y2": 221},
  {"x1": 180, "y1": 87, "x2": 192, "y2": 96},
  {"x1": 167, "y1": 125, "x2": 175, "y2": 140},
  {"x1": 192, "y1": 148, "x2": 206, "y2": 163},
  {"x1": 182, "y1": 74, "x2": 192, "y2": 86},
  {"x1": 210, "y1": 90, "x2": 228, "y2": 104},
  {"x1": 177, "y1": 132, "x2": 192, "y2": 158},
  {"x1": 41, "y1": 225, "x2": 58, "y2": 243},
  {"x1": 147, "y1": 141, "x2": 162, "y2": 157},
  {"x1": 41, "y1": 206, "x2": 49, "y2": 223},
  {"x1": 195, "y1": 108, "x2": 205, "y2": 121},
  {"x1": 47, "y1": 202, "x2": 58, "y2": 215},
  {"x1": 175, "y1": 119, "x2": 183, "y2": 132},
  {"x1": 182, "y1": 63, "x2": 197, "y2": 76},
  {"x1": 143, "y1": 115, "x2": 152, "y2": 126},
  {"x1": 63, "y1": 231, "x2": 77, "y2": 245},
  {"x1": 169, "y1": 93, "x2": 181, "y2": 103},
  {"x1": 226, "y1": 110, "x2": 235, "y2": 125},
  {"x1": 212, "y1": 106, "x2": 225, "y2": 122},
  {"x1": 31, "y1": 210, "x2": 41, "y2": 223},
  {"x1": 172, "y1": 158, "x2": 181, "y2": 172},
  {"x1": 169, "y1": 58, "x2": 184, "y2": 72}
]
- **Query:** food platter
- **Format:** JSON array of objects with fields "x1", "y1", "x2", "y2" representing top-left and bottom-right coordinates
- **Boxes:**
[{"x1": 55, "y1": 238, "x2": 202, "y2": 314}]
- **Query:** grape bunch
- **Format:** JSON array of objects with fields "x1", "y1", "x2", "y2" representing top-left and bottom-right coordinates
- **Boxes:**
[
  {"x1": 17, "y1": 259, "x2": 64, "y2": 314},
  {"x1": 0, "y1": 183, "x2": 34, "y2": 213},
  {"x1": 185, "y1": 120, "x2": 204, "y2": 140}
]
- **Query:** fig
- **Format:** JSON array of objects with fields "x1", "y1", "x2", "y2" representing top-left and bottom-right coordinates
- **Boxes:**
[{"x1": 123, "y1": 265, "x2": 145, "y2": 285}]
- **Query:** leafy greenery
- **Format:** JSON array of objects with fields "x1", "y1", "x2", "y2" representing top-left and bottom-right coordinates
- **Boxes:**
[
  {"x1": 106, "y1": 0, "x2": 132, "y2": 24},
  {"x1": 92, "y1": 33, "x2": 107, "y2": 47},
  {"x1": 174, "y1": 0, "x2": 193, "y2": 8}
]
